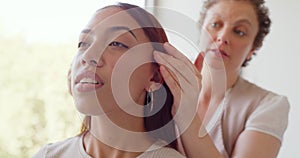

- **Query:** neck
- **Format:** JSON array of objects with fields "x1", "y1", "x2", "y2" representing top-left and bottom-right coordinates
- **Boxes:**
[
  {"x1": 84, "y1": 132, "x2": 143, "y2": 158},
  {"x1": 200, "y1": 66, "x2": 225, "y2": 101},
  {"x1": 198, "y1": 65, "x2": 239, "y2": 123},
  {"x1": 83, "y1": 111, "x2": 154, "y2": 157},
  {"x1": 200, "y1": 65, "x2": 239, "y2": 101}
]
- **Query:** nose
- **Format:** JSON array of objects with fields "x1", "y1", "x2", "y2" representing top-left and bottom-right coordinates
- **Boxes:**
[
  {"x1": 81, "y1": 50, "x2": 104, "y2": 67},
  {"x1": 217, "y1": 37, "x2": 229, "y2": 45},
  {"x1": 216, "y1": 29, "x2": 230, "y2": 45},
  {"x1": 81, "y1": 58, "x2": 103, "y2": 67}
]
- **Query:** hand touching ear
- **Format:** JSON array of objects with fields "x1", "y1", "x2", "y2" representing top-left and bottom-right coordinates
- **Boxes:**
[
  {"x1": 153, "y1": 42, "x2": 202, "y2": 130},
  {"x1": 148, "y1": 70, "x2": 163, "y2": 92}
]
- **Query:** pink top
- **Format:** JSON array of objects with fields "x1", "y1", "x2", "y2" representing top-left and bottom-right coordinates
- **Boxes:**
[{"x1": 207, "y1": 77, "x2": 290, "y2": 157}]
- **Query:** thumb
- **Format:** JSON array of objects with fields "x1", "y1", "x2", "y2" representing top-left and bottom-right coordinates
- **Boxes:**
[{"x1": 194, "y1": 51, "x2": 204, "y2": 71}]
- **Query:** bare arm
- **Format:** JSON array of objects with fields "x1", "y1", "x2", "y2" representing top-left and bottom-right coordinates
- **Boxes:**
[
  {"x1": 154, "y1": 42, "x2": 222, "y2": 158},
  {"x1": 154, "y1": 42, "x2": 283, "y2": 158},
  {"x1": 179, "y1": 116, "x2": 222, "y2": 158},
  {"x1": 231, "y1": 130, "x2": 281, "y2": 158},
  {"x1": 179, "y1": 117, "x2": 281, "y2": 158}
]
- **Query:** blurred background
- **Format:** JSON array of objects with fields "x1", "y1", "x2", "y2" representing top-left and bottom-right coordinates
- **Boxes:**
[
  {"x1": 0, "y1": 0, "x2": 144, "y2": 157},
  {"x1": 0, "y1": 0, "x2": 298, "y2": 157}
]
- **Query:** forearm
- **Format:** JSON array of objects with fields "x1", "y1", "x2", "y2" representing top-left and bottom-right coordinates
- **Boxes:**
[{"x1": 178, "y1": 116, "x2": 223, "y2": 158}]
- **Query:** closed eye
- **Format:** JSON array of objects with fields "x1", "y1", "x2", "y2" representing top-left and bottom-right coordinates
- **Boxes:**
[{"x1": 108, "y1": 41, "x2": 129, "y2": 49}]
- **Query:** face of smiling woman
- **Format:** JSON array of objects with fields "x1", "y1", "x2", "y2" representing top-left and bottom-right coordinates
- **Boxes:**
[{"x1": 71, "y1": 7, "x2": 159, "y2": 116}]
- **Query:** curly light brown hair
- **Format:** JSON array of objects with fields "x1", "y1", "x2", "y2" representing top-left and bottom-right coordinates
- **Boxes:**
[{"x1": 199, "y1": 0, "x2": 271, "y2": 67}]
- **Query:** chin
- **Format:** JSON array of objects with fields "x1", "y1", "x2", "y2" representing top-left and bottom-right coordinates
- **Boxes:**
[
  {"x1": 73, "y1": 93, "x2": 104, "y2": 116},
  {"x1": 75, "y1": 105, "x2": 104, "y2": 116},
  {"x1": 205, "y1": 58, "x2": 226, "y2": 70}
]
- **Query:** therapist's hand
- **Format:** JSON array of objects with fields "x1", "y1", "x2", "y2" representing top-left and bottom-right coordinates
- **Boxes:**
[{"x1": 153, "y1": 42, "x2": 204, "y2": 130}]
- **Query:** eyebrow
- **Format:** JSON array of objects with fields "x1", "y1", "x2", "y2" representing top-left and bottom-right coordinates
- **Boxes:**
[
  {"x1": 210, "y1": 13, "x2": 253, "y2": 27},
  {"x1": 235, "y1": 19, "x2": 253, "y2": 27},
  {"x1": 81, "y1": 26, "x2": 137, "y2": 40},
  {"x1": 109, "y1": 26, "x2": 137, "y2": 39},
  {"x1": 81, "y1": 29, "x2": 91, "y2": 34}
]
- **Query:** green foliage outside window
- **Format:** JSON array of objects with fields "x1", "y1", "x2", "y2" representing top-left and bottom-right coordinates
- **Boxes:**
[{"x1": 0, "y1": 27, "x2": 81, "y2": 158}]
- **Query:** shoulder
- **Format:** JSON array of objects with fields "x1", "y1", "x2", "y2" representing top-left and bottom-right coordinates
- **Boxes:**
[
  {"x1": 234, "y1": 77, "x2": 269, "y2": 96},
  {"x1": 238, "y1": 78, "x2": 290, "y2": 141},
  {"x1": 32, "y1": 135, "x2": 89, "y2": 158},
  {"x1": 140, "y1": 147, "x2": 185, "y2": 158},
  {"x1": 232, "y1": 77, "x2": 289, "y2": 106},
  {"x1": 239, "y1": 77, "x2": 290, "y2": 112}
]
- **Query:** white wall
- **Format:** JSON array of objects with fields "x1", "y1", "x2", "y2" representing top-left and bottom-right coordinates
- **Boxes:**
[
  {"x1": 150, "y1": 0, "x2": 300, "y2": 157},
  {"x1": 147, "y1": 0, "x2": 203, "y2": 61},
  {"x1": 244, "y1": 1, "x2": 300, "y2": 157}
]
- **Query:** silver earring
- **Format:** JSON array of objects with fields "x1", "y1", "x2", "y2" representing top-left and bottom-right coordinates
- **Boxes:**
[
  {"x1": 146, "y1": 88, "x2": 154, "y2": 113},
  {"x1": 150, "y1": 90, "x2": 154, "y2": 112}
]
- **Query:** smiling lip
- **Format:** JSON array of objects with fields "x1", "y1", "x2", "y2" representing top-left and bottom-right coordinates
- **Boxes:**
[
  {"x1": 209, "y1": 49, "x2": 229, "y2": 58},
  {"x1": 74, "y1": 71, "x2": 104, "y2": 92}
]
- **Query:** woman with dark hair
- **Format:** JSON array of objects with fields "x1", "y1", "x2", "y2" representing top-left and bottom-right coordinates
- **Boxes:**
[
  {"x1": 33, "y1": 3, "x2": 184, "y2": 158},
  {"x1": 154, "y1": 0, "x2": 290, "y2": 158}
]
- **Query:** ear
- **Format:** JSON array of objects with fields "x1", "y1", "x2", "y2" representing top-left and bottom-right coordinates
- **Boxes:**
[
  {"x1": 147, "y1": 69, "x2": 163, "y2": 92},
  {"x1": 246, "y1": 48, "x2": 256, "y2": 60},
  {"x1": 194, "y1": 51, "x2": 204, "y2": 71}
]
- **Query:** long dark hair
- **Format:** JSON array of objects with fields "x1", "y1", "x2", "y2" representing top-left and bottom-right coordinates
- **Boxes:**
[{"x1": 80, "y1": 2, "x2": 177, "y2": 150}]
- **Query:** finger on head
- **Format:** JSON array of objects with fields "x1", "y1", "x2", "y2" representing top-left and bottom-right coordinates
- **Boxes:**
[
  {"x1": 163, "y1": 42, "x2": 185, "y2": 59},
  {"x1": 160, "y1": 65, "x2": 181, "y2": 99},
  {"x1": 153, "y1": 50, "x2": 178, "y2": 68},
  {"x1": 164, "y1": 42, "x2": 196, "y2": 70}
]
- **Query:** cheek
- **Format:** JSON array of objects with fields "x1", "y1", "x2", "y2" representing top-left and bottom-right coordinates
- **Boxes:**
[
  {"x1": 242, "y1": 43, "x2": 254, "y2": 57},
  {"x1": 200, "y1": 30, "x2": 216, "y2": 48},
  {"x1": 104, "y1": 57, "x2": 120, "y2": 84},
  {"x1": 232, "y1": 40, "x2": 253, "y2": 56},
  {"x1": 228, "y1": 42, "x2": 253, "y2": 68},
  {"x1": 129, "y1": 67, "x2": 149, "y2": 91},
  {"x1": 70, "y1": 57, "x2": 80, "y2": 89},
  {"x1": 128, "y1": 65, "x2": 152, "y2": 102}
]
